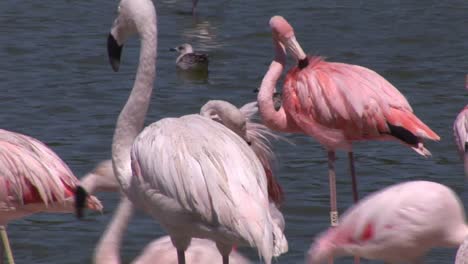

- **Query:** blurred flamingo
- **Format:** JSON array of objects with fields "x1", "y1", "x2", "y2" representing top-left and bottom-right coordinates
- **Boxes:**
[
  {"x1": 0, "y1": 129, "x2": 103, "y2": 264},
  {"x1": 257, "y1": 16, "x2": 440, "y2": 228},
  {"x1": 453, "y1": 74, "x2": 468, "y2": 177},
  {"x1": 102, "y1": 0, "x2": 287, "y2": 263},
  {"x1": 77, "y1": 100, "x2": 285, "y2": 263},
  {"x1": 307, "y1": 180, "x2": 468, "y2": 264}
]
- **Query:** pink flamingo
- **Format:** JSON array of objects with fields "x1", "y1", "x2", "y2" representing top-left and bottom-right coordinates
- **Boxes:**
[
  {"x1": 257, "y1": 16, "x2": 440, "y2": 228},
  {"x1": 104, "y1": 0, "x2": 287, "y2": 263},
  {"x1": 77, "y1": 100, "x2": 285, "y2": 263},
  {"x1": 0, "y1": 129, "x2": 103, "y2": 264},
  {"x1": 307, "y1": 180, "x2": 468, "y2": 264},
  {"x1": 453, "y1": 74, "x2": 468, "y2": 177}
]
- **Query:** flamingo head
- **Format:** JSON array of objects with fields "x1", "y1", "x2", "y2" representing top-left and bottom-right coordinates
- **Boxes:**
[
  {"x1": 306, "y1": 228, "x2": 343, "y2": 264},
  {"x1": 269, "y1": 16, "x2": 307, "y2": 63},
  {"x1": 107, "y1": 0, "x2": 156, "y2": 72}
]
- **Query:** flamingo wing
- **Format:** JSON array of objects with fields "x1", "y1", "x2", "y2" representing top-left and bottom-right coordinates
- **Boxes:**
[
  {"x1": 130, "y1": 115, "x2": 287, "y2": 258},
  {"x1": 283, "y1": 57, "x2": 438, "y2": 149},
  {"x1": 0, "y1": 129, "x2": 78, "y2": 207}
]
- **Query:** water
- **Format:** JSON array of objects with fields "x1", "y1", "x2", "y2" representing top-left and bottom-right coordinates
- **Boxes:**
[{"x1": 1, "y1": 0, "x2": 468, "y2": 263}]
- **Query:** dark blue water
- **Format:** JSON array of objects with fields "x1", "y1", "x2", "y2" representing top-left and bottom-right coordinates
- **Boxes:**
[{"x1": 1, "y1": 0, "x2": 468, "y2": 263}]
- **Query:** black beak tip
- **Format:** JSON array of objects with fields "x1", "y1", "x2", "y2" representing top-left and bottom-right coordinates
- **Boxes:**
[
  {"x1": 169, "y1": 48, "x2": 177, "y2": 52},
  {"x1": 107, "y1": 33, "x2": 123, "y2": 72},
  {"x1": 253, "y1": 88, "x2": 259, "y2": 93},
  {"x1": 75, "y1": 185, "x2": 88, "y2": 219}
]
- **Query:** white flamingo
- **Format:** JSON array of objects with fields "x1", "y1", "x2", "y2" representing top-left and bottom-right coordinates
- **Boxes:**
[
  {"x1": 307, "y1": 181, "x2": 468, "y2": 264},
  {"x1": 0, "y1": 129, "x2": 103, "y2": 264},
  {"x1": 78, "y1": 161, "x2": 250, "y2": 264},
  {"x1": 105, "y1": 0, "x2": 287, "y2": 263},
  {"x1": 76, "y1": 100, "x2": 286, "y2": 263}
]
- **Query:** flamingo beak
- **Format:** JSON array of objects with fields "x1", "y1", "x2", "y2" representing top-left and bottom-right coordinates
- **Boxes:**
[
  {"x1": 74, "y1": 185, "x2": 88, "y2": 219},
  {"x1": 107, "y1": 33, "x2": 123, "y2": 72},
  {"x1": 283, "y1": 36, "x2": 307, "y2": 62}
]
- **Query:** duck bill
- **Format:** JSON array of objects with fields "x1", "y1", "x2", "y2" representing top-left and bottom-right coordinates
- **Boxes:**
[{"x1": 107, "y1": 33, "x2": 123, "y2": 72}]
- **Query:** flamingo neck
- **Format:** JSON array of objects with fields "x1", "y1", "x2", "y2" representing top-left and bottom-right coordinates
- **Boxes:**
[
  {"x1": 112, "y1": 17, "x2": 157, "y2": 192},
  {"x1": 257, "y1": 40, "x2": 293, "y2": 133},
  {"x1": 94, "y1": 197, "x2": 134, "y2": 264}
]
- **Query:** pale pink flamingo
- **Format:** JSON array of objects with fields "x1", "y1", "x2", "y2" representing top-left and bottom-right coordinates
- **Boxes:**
[
  {"x1": 77, "y1": 101, "x2": 285, "y2": 263},
  {"x1": 77, "y1": 162, "x2": 251, "y2": 264},
  {"x1": 104, "y1": 0, "x2": 287, "y2": 263},
  {"x1": 0, "y1": 129, "x2": 103, "y2": 264},
  {"x1": 257, "y1": 16, "x2": 440, "y2": 228},
  {"x1": 453, "y1": 74, "x2": 468, "y2": 177},
  {"x1": 307, "y1": 180, "x2": 468, "y2": 264}
]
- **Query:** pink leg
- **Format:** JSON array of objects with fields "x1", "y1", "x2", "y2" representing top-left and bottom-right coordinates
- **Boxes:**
[
  {"x1": 327, "y1": 151, "x2": 337, "y2": 264},
  {"x1": 348, "y1": 152, "x2": 360, "y2": 264},
  {"x1": 192, "y1": 0, "x2": 199, "y2": 15}
]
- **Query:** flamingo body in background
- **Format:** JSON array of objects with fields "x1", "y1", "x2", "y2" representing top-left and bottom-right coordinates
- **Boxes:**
[
  {"x1": 307, "y1": 181, "x2": 468, "y2": 264},
  {"x1": 105, "y1": 0, "x2": 287, "y2": 263},
  {"x1": 453, "y1": 75, "x2": 468, "y2": 177},
  {"x1": 0, "y1": 129, "x2": 102, "y2": 264},
  {"x1": 257, "y1": 16, "x2": 440, "y2": 229},
  {"x1": 454, "y1": 105, "x2": 468, "y2": 177}
]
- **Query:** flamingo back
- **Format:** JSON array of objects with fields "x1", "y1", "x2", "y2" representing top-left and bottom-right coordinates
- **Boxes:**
[
  {"x1": 282, "y1": 56, "x2": 439, "y2": 151},
  {"x1": 130, "y1": 115, "x2": 287, "y2": 261},
  {"x1": 0, "y1": 129, "x2": 102, "y2": 218},
  {"x1": 308, "y1": 181, "x2": 468, "y2": 263}
]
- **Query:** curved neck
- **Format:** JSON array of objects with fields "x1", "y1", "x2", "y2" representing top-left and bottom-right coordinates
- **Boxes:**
[
  {"x1": 201, "y1": 100, "x2": 245, "y2": 132},
  {"x1": 257, "y1": 39, "x2": 295, "y2": 132},
  {"x1": 112, "y1": 16, "x2": 157, "y2": 191},
  {"x1": 94, "y1": 197, "x2": 134, "y2": 264}
]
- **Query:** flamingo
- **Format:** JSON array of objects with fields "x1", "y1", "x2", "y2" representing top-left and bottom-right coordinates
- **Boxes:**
[
  {"x1": 76, "y1": 100, "x2": 285, "y2": 263},
  {"x1": 257, "y1": 16, "x2": 440, "y2": 228},
  {"x1": 77, "y1": 161, "x2": 251, "y2": 264},
  {"x1": 104, "y1": 0, "x2": 287, "y2": 263},
  {"x1": 306, "y1": 180, "x2": 468, "y2": 264},
  {"x1": 453, "y1": 74, "x2": 468, "y2": 177},
  {"x1": 0, "y1": 129, "x2": 103, "y2": 264}
]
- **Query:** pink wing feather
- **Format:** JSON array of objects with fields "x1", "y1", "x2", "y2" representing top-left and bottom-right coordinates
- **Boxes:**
[{"x1": 0, "y1": 129, "x2": 102, "y2": 211}]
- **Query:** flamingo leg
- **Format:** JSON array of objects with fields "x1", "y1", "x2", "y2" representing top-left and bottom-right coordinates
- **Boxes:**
[
  {"x1": 216, "y1": 242, "x2": 232, "y2": 264},
  {"x1": 328, "y1": 151, "x2": 338, "y2": 226},
  {"x1": 348, "y1": 152, "x2": 359, "y2": 202},
  {"x1": 0, "y1": 226, "x2": 14, "y2": 264},
  {"x1": 327, "y1": 151, "x2": 337, "y2": 264},
  {"x1": 348, "y1": 152, "x2": 360, "y2": 264},
  {"x1": 177, "y1": 249, "x2": 186, "y2": 264},
  {"x1": 192, "y1": 0, "x2": 199, "y2": 15}
]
